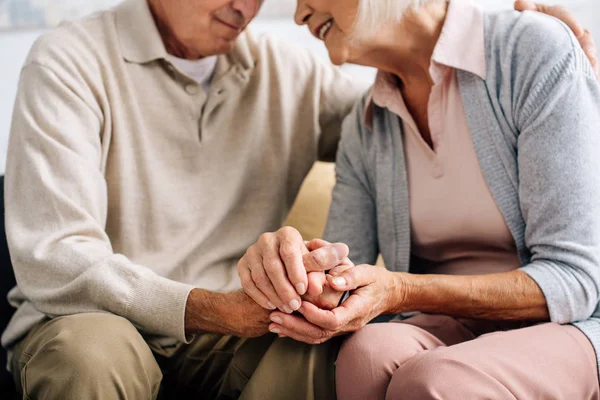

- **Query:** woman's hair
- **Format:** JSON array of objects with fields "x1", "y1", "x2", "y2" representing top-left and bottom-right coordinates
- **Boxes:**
[{"x1": 352, "y1": 0, "x2": 433, "y2": 39}]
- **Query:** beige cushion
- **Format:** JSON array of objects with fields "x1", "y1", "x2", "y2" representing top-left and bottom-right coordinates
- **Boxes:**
[
  {"x1": 286, "y1": 161, "x2": 385, "y2": 266},
  {"x1": 285, "y1": 162, "x2": 336, "y2": 240}
]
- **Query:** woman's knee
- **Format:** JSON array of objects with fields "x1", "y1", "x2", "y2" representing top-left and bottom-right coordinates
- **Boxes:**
[
  {"x1": 387, "y1": 350, "x2": 460, "y2": 399},
  {"x1": 387, "y1": 348, "x2": 512, "y2": 400},
  {"x1": 337, "y1": 322, "x2": 443, "y2": 369},
  {"x1": 336, "y1": 323, "x2": 441, "y2": 400}
]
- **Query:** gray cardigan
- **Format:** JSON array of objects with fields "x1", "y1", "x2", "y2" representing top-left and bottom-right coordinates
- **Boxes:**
[{"x1": 323, "y1": 10, "x2": 600, "y2": 375}]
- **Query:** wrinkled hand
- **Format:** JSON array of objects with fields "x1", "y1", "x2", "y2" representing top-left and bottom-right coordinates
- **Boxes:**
[
  {"x1": 301, "y1": 239, "x2": 355, "y2": 310},
  {"x1": 224, "y1": 291, "x2": 272, "y2": 338},
  {"x1": 238, "y1": 227, "x2": 350, "y2": 314},
  {"x1": 515, "y1": 1, "x2": 599, "y2": 78},
  {"x1": 185, "y1": 289, "x2": 272, "y2": 338},
  {"x1": 268, "y1": 265, "x2": 403, "y2": 344}
]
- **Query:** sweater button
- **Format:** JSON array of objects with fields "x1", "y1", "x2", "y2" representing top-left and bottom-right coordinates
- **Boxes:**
[{"x1": 185, "y1": 84, "x2": 199, "y2": 95}]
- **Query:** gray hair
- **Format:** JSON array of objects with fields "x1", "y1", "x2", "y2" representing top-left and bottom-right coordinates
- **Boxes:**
[{"x1": 352, "y1": 0, "x2": 433, "y2": 39}]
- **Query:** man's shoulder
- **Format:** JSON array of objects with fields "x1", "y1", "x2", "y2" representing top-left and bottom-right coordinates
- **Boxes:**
[{"x1": 25, "y1": 8, "x2": 117, "y2": 72}]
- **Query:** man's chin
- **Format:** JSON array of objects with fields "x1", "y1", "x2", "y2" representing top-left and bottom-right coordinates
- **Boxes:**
[
  {"x1": 212, "y1": 37, "x2": 239, "y2": 55},
  {"x1": 197, "y1": 40, "x2": 236, "y2": 57}
]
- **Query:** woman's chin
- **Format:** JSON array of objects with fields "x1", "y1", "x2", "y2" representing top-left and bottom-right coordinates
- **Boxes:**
[{"x1": 326, "y1": 48, "x2": 348, "y2": 66}]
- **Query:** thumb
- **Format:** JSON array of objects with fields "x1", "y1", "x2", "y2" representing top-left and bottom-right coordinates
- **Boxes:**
[
  {"x1": 327, "y1": 264, "x2": 376, "y2": 291},
  {"x1": 302, "y1": 243, "x2": 349, "y2": 272}
]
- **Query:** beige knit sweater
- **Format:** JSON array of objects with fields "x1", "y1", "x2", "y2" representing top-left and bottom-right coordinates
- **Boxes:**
[{"x1": 1, "y1": 0, "x2": 363, "y2": 351}]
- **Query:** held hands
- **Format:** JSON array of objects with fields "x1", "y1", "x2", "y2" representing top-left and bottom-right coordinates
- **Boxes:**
[
  {"x1": 268, "y1": 264, "x2": 403, "y2": 344},
  {"x1": 515, "y1": 1, "x2": 599, "y2": 78},
  {"x1": 237, "y1": 227, "x2": 401, "y2": 344},
  {"x1": 238, "y1": 227, "x2": 351, "y2": 313}
]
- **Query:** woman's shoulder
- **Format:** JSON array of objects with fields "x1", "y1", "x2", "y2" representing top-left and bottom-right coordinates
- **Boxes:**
[{"x1": 484, "y1": 10, "x2": 584, "y2": 82}]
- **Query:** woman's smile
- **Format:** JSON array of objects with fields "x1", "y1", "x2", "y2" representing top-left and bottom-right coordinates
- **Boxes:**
[{"x1": 316, "y1": 19, "x2": 334, "y2": 40}]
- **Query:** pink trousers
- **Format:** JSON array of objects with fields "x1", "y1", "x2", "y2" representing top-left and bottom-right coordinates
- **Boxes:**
[{"x1": 335, "y1": 314, "x2": 599, "y2": 399}]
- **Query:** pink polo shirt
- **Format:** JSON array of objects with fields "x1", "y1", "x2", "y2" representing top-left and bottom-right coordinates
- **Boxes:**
[{"x1": 368, "y1": 0, "x2": 521, "y2": 275}]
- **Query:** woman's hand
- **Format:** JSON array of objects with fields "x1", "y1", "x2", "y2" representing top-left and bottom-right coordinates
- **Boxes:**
[
  {"x1": 515, "y1": 0, "x2": 599, "y2": 78},
  {"x1": 269, "y1": 265, "x2": 404, "y2": 344}
]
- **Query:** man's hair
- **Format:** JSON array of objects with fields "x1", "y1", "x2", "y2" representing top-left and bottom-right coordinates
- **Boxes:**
[{"x1": 352, "y1": 0, "x2": 434, "y2": 39}]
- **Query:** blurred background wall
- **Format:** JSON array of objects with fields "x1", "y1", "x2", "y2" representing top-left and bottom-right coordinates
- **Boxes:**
[{"x1": 0, "y1": 0, "x2": 598, "y2": 174}]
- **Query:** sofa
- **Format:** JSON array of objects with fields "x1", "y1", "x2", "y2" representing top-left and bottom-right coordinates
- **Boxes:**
[{"x1": 0, "y1": 175, "x2": 17, "y2": 394}]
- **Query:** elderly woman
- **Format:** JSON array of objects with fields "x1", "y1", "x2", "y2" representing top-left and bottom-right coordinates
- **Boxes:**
[{"x1": 239, "y1": 0, "x2": 600, "y2": 398}]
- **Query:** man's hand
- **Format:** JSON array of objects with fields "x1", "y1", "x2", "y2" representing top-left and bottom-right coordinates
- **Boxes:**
[
  {"x1": 515, "y1": 1, "x2": 599, "y2": 78},
  {"x1": 268, "y1": 265, "x2": 403, "y2": 344},
  {"x1": 237, "y1": 227, "x2": 350, "y2": 314},
  {"x1": 185, "y1": 289, "x2": 271, "y2": 338}
]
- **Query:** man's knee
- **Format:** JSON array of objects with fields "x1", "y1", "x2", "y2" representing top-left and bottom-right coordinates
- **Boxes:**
[{"x1": 17, "y1": 313, "x2": 162, "y2": 398}]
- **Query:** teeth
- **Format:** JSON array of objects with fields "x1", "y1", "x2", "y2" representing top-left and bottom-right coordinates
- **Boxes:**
[{"x1": 319, "y1": 20, "x2": 333, "y2": 40}]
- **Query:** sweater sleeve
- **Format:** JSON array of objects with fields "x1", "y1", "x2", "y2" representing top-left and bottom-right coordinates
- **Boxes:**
[
  {"x1": 6, "y1": 62, "x2": 195, "y2": 342},
  {"x1": 516, "y1": 31, "x2": 600, "y2": 323},
  {"x1": 322, "y1": 98, "x2": 379, "y2": 265},
  {"x1": 316, "y1": 62, "x2": 370, "y2": 163}
]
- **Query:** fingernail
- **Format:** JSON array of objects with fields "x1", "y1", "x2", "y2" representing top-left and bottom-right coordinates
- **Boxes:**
[
  {"x1": 333, "y1": 243, "x2": 348, "y2": 259},
  {"x1": 271, "y1": 315, "x2": 283, "y2": 324},
  {"x1": 283, "y1": 305, "x2": 293, "y2": 314},
  {"x1": 296, "y1": 283, "x2": 306, "y2": 295},
  {"x1": 270, "y1": 327, "x2": 280, "y2": 334},
  {"x1": 289, "y1": 299, "x2": 301, "y2": 311},
  {"x1": 267, "y1": 302, "x2": 276, "y2": 310},
  {"x1": 332, "y1": 277, "x2": 347, "y2": 287}
]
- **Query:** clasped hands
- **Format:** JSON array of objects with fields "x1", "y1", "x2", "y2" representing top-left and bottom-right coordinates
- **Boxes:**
[{"x1": 238, "y1": 227, "x2": 400, "y2": 344}]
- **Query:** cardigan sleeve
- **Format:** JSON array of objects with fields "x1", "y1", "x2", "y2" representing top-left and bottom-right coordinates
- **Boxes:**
[
  {"x1": 516, "y1": 25, "x2": 600, "y2": 323},
  {"x1": 322, "y1": 97, "x2": 380, "y2": 266}
]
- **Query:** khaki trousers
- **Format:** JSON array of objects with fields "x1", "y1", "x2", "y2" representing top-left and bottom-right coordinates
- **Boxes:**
[{"x1": 10, "y1": 313, "x2": 340, "y2": 400}]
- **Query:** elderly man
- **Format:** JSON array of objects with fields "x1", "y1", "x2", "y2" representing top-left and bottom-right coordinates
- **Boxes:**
[{"x1": 2, "y1": 0, "x2": 596, "y2": 398}]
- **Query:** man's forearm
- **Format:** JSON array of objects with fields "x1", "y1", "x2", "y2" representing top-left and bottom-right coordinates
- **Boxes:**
[
  {"x1": 390, "y1": 270, "x2": 550, "y2": 321},
  {"x1": 185, "y1": 288, "x2": 230, "y2": 335},
  {"x1": 185, "y1": 288, "x2": 271, "y2": 337}
]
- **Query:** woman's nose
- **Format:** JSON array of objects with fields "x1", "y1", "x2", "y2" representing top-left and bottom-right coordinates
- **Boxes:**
[{"x1": 294, "y1": 1, "x2": 312, "y2": 26}]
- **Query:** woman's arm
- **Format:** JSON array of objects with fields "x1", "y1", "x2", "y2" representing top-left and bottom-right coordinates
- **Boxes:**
[
  {"x1": 387, "y1": 270, "x2": 549, "y2": 321},
  {"x1": 268, "y1": 266, "x2": 548, "y2": 344}
]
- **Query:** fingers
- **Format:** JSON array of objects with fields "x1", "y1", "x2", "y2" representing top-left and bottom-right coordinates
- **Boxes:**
[
  {"x1": 326, "y1": 264, "x2": 378, "y2": 291},
  {"x1": 300, "y1": 296, "x2": 370, "y2": 333},
  {"x1": 250, "y1": 252, "x2": 293, "y2": 313},
  {"x1": 302, "y1": 243, "x2": 350, "y2": 272},
  {"x1": 306, "y1": 271, "x2": 326, "y2": 297},
  {"x1": 580, "y1": 30, "x2": 600, "y2": 79},
  {"x1": 328, "y1": 260, "x2": 355, "y2": 277},
  {"x1": 269, "y1": 310, "x2": 334, "y2": 344},
  {"x1": 237, "y1": 259, "x2": 276, "y2": 310},
  {"x1": 513, "y1": 0, "x2": 536, "y2": 12},
  {"x1": 305, "y1": 238, "x2": 331, "y2": 251},
  {"x1": 278, "y1": 228, "x2": 309, "y2": 295},
  {"x1": 514, "y1": 1, "x2": 584, "y2": 38},
  {"x1": 255, "y1": 228, "x2": 306, "y2": 313}
]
